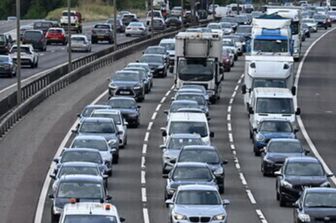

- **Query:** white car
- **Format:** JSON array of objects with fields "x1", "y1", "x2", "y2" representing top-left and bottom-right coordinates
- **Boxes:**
[
  {"x1": 10, "y1": 44, "x2": 38, "y2": 68},
  {"x1": 171, "y1": 6, "x2": 183, "y2": 16},
  {"x1": 302, "y1": 18, "x2": 318, "y2": 32},
  {"x1": 125, "y1": 22, "x2": 147, "y2": 37},
  {"x1": 69, "y1": 34, "x2": 92, "y2": 52},
  {"x1": 146, "y1": 10, "x2": 164, "y2": 26}
]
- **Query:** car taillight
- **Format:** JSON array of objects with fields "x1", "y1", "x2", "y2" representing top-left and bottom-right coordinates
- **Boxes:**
[{"x1": 225, "y1": 58, "x2": 230, "y2": 62}]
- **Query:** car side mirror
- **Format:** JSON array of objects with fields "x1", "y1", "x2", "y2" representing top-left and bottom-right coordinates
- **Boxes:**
[
  {"x1": 304, "y1": 149, "x2": 310, "y2": 155},
  {"x1": 291, "y1": 86, "x2": 296, "y2": 95},
  {"x1": 248, "y1": 106, "x2": 254, "y2": 114},
  {"x1": 260, "y1": 147, "x2": 265, "y2": 153},
  {"x1": 53, "y1": 158, "x2": 59, "y2": 163},
  {"x1": 164, "y1": 110, "x2": 168, "y2": 115},
  {"x1": 160, "y1": 145, "x2": 166, "y2": 150},
  {"x1": 71, "y1": 129, "x2": 78, "y2": 133},
  {"x1": 210, "y1": 131, "x2": 214, "y2": 138},
  {"x1": 118, "y1": 131, "x2": 123, "y2": 135},
  {"x1": 161, "y1": 128, "x2": 167, "y2": 137},
  {"x1": 165, "y1": 199, "x2": 173, "y2": 205},
  {"x1": 222, "y1": 199, "x2": 230, "y2": 206},
  {"x1": 124, "y1": 121, "x2": 128, "y2": 126},
  {"x1": 327, "y1": 173, "x2": 334, "y2": 177},
  {"x1": 137, "y1": 105, "x2": 141, "y2": 109},
  {"x1": 222, "y1": 160, "x2": 228, "y2": 165},
  {"x1": 103, "y1": 175, "x2": 109, "y2": 180},
  {"x1": 293, "y1": 202, "x2": 299, "y2": 208},
  {"x1": 241, "y1": 85, "x2": 247, "y2": 94},
  {"x1": 294, "y1": 128, "x2": 299, "y2": 133},
  {"x1": 295, "y1": 107, "x2": 301, "y2": 115},
  {"x1": 253, "y1": 128, "x2": 257, "y2": 132},
  {"x1": 77, "y1": 113, "x2": 81, "y2": 118},
  {"x1": 106, "y1": 195, "x2": 112, "y2": 200},
  {"x1": 120, "y1": 217, "x2": 126, "y2": 222},
  {"x1": 48, "y1": 193, "x2": 54, "y2": 199},
  {"x1": 49, "y1": 174, "x2": 56, "y2": 180}
]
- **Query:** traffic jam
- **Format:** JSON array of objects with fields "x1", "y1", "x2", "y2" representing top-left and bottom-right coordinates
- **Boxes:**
[{"x1": 45, "y1": 2, "x2": 336, "y2": 223}]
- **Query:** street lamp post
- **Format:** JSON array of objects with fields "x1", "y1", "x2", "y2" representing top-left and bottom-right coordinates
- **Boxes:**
[
  {"x1": 151, "y1": 0, "x2": 154, "y2": 38},
  {"x1": 67, "y1": 0, "x2": 72, "y2": 73},
  {"x1": 113, "y1": 0, "x2": 117, "y2": 51},
  {"x1": 181, "y1": 0, "x2": 184, "y2": 28},
  {"x1": 16, "y1": 0, "x2": 21, "y2": 104}
]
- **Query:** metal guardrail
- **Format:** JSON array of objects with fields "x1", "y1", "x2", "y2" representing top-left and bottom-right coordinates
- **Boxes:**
[{"x1": 0, "y1": 20, "x2": 211, "y2": 137}]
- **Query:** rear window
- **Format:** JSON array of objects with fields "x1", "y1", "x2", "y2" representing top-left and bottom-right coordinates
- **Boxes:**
[
  {"x1": 94, "y1": 24, "x2": 110, "y2": 29},
  {"x1": 24, "y1": 31, "x2": 43, "y2": 40},
  {"x1": 34, "y1": 22, "x2": 52, "y2": 28},
  {"x1": 63, "y1": 12, "x2": 76, "y2": 16},
  {"x1": 48, "y1": 29, "x2": 62, "y2": 33}
]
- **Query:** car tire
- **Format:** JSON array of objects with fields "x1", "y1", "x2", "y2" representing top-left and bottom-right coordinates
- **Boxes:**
[
  {"x1": 219, "y1": 183, "x2": 224, "y2": 194},
  {"x1": 51, "y1": 206, "x2": 58, "y2": 223},
  {"x1": 325, "y1": 25, "x2": 328, "y2": 30},
  {"x1": 30, "y1": 62, "x2": 34, "y2": 68},
  {"x1": 35, "y1": 61, "x2": 38, "y2": 68},
  {"x1": 125, "y1": 33, "x2": 130, "y2": 37},
  {"x1": 253, "y1": 145, "x2": 260, "y2": 156},
  {"x1": 112, "y1": 154, "x2": 119, "y2": 164}
]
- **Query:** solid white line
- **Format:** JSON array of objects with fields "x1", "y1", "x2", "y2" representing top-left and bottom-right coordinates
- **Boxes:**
[
  {"x1": 155, "y1": 104, "x2": 161, "y2": 112},
  {"x1": 143, "y1": 208, "x2": 150, "y2": 223},
  {"x1": 160, "y1": 97, "x2": 166, "y2": 104},
  {"x1": 141, "y1": 170, "x2": 146, "y2": 184},
  {"x1": 295, "y1": 27, "x2": 336, "y2": 183},
  {"x1": 142, "y1": 144, "x2": 147, "y2": 154},
  {"x1": 246, "y1": 189, "x2": 256, "y2": 204},
  {"x1": 144, "y1": 132, "x2": 150, "y2": 142},
  {"x1": 239, "y1": 173, "x2": 247, "y2": 185},
  {"x1": 141, "y1": 187, "x2": 147, "y2": 202},
  {"x1": 151, "y1": 112, "x2": 157, "y2": 120},
  {"x1": 147, "y1": 122, "x2": 153, "y2": 131},
  {"x1": 256, "y1": 209, "x2": 268, "y2": 223},
  {"x1": 34, "y1": 90, "x2": 108, "y2": 223},
  {"x1": 141, "y1": 156, "x2": 146, "y2": 169}
]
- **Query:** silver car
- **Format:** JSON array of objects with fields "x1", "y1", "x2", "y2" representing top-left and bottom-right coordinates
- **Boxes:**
[
  {"x1": 125, "y1": 22, "x2": 147, "y2": 37},
  {"x1": 166, "y1": 185, "x2": 230, "y2": 223},
  {"x1": 90, "y1": 109, "x2": 128, "y2": 147},
  {"x1": 69, "y1": 34, "x2": 92, "y2": 52},
  {"x1": 126, "y1": 62, "x2": 153, "y2": 88}
]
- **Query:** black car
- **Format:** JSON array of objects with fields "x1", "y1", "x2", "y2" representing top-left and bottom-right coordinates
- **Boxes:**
[
  {"x1": 106, "y1": 96, "x2": 141, "y2": 127},
  {"x1": 139, "y1": 54, "x2": 167, "y2": 78},
  {"x1": 106, "y1": 18, "x2": 125, "y2": 33},
  {"x1": 123, "y1": 67, "x2": 151, "y2": 93},
  {"x1": 313, "y1": 14, "x2": 328, "y2": 29},
  {"x1": 22, "y1": 30, "x2": 47, "y2": 51},
  {"x1": 261, "y1": 138, "x2": 308, "y2": 176},
  {"x1": 143, "y1": 46, "x2": 168, "y2": 63},
  {"x1": 0, "y1": 55, "x2": 16, "y2": 77},
  {"x1": 275, "y1": 157, "x2": 333, "y2": 207},
  {"x1": 235, "y1": 24, "x2": 252, "y2": 41},
  {"x1": 0, "y1": 33, "x2": 14, "y2": 54},
  {"x1": 33, "y1": 20, "x2": 59, "y2": 35},
  {"x1": 91, "y1": 23, "x2": 114, "y2": 44},
  {"x1": 108, "y1": 70, "x2": 145, "y2": 102},
  {"x1": 293, "y1": 187, "x2": 336, "y2": 223},
  {"x1": 165, "y1": 15, "x2": 182, "y2": 27},
  {"x1": 197, "y1": 9, "x2": 208, "y2": 19},
  {"x1": 176, "y1": 145, "x2": 228, "y2": 193}
]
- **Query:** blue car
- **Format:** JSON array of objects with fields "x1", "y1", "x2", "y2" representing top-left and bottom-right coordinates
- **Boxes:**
[{"x1": 252, "y1": 119, "x2": 297, "y2": 156}]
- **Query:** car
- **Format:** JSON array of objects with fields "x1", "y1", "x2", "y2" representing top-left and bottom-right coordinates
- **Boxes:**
[
  {"x1": 33, "y1": 20, "x2": 58, "y2": 35},
  {"x1": 90, "y1": 109, "x2": 128, "y2": 147},
  {"x1": 22, "y1": 30, "x2": 47, "y2": 51},
  {"x1": 70, "y1": 135, "x2": 115, "y2": 166},
  {"x1": 49, "y1": 175, "x2": 111, "y2": 223},
  {"x1": 180, "y1": 85, "x2": 209, "y2": 102},
  {"x1": 222, "y1": 38, "x2": 238, "y2": 60},
  {"x1": 164, "y1": 100, "x2": 200, "y2": 122},
  {"x1": 219, "y1": 22, "x2": 234, "y2": 35},
  {"x1": 228, "y1": 34, "x2": 247, "y2": 54},
  {"x1": 69, "y1": 34, "x2": 92, "y2": 52},
  {"x1": 106, "y1": 96, "x2": 141, "y2": 127},
  {"x1": 125, "y1": 22, "x2": 147, "y2": 37},
  {"x1": 148, "y1": 17, "x2": 166, "y2": 30},
  {"x1": 328, "y1": 10, "x2": 336, "y2": 22},
  {"x1": 126, "y1": 62, "x2": 153, "y2": 88},
  {"x1": 19, "y1": 25, "x2": 33, "y2": 41},
  {"x1": 49, "y1": 161, "x2": 108, "y2": 192},
  {"x1": 108, "y1": 70, "x2": 145, "y2": 102},
  {"x1": 260, "y1": 138, "x2": 309, "y2": 176},
  {"x1": 183, "y1": 10, "x2": 199, "y2": 24},
  {"x1": 121, "y1": 13, "x2": 138, "y2": 26},
  {"x1": 143, "y1": 46, "x2": 168, "y2": 64},
  {"x1": 59, "y1": 202, "x2": 125, "y2": 223},
  {"x1": 171, "y1": 6, "x2": 183, "y2": 16},
  {"x1": 160, "y1": 133, "x2": 204, "y2": 176},
  {"x1": 206, "y1": 23, "x2": 224, "y2": 35},
  {"x1": 77, "y1": 104, "x2": 112, "y2": 121},
  {"x1": 91, "y1": 23, "x2": 114, "y2": 44},
  {"x1": 176, "y1": 145, "x2": 228, "y2": 193},
  {"x1": 165, "y1": 162, "x2": 217, "y2": 200},
  {"x1": 106, "y1": 18, "x2": 125, "y2": 33},
  {"x1": 138, "y1": 54, "x2": 167, "y2": 78},
  {"x1": 222, "y1": 47, "x2": 234, "y2": 71},
  {"x1": 74, "y1": 117, "x2": 120, "y2": 163},
  {"x1": 146, "y1": 10, "x2": 164, "y2": 26},
  {"x1": 252, "y1": 119, "x2": 298, "y2": 156},
  {"x1": 174, "y1": 92, "x2": 209, "y2": 117},
  {"x1": 220, "y1": 17, "x2": 239, "y2": 31},
  {"x1": 166, "y1": 185, "x2": 230, "y2": 223},
  {"x1": 301, "y1": 23, "x2": 311, "y2": 39},
  {"x1": 158, "y1": 38, "x2": 175, "y2": 70},
  {"x1": 118, "y1": 11, "x2": 131, "y2": 17},
  {"x1": 53, "y1": 148, "x2": 112, "y2": 176},
  {"x1": 293, "y1": 187, "x2": 336, "y2": 223},
  {"x1": 123, "y1": 66, "x2": 151, "y2": 93},
  {"x1": 10, "y1": 44, "x2": 39, "y2": 68},
  {"x1": 46, "y1": 27, "x2": 67, "y2": 45},
  {"x1": 0, "y1": 33, "x2": 14, "y2": 54},
  {"x1": 165, "y1": 15, "x2": 182, "y2": 27},
  {"x1": 275, "y1": 157, "x2": 333, "y2": 207},
  {"x1": 0, "y1": 55, "x2": 16, "y2": 77},
  {"x1": 198, "y1": 9, "x2": 208, "y2": 19},
  {"x1": 302, "y1": 18, "x2": 318, "y2": 32},
  {"x1": 313, "y1": 14, "x2": 328, "y2": 29}
]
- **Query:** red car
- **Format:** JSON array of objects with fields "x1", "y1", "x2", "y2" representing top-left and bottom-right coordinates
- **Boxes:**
[
  {"x1": 45, "y1": 28, "x2": 67, "y2": 45},
  {"x1": 222, "y1": 48, "x2": 234, "y2": 72}
]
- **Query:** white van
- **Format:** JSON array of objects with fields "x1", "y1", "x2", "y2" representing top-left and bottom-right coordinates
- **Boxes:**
[
  {"x1": 161, "y1": 112, "x2": 214, "y2": 145},
  {"x1": 248, "y1": 87, "x2": 300, "y2": 137}
]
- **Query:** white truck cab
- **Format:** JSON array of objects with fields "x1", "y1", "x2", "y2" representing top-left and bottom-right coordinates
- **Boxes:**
[
  {"x1": 248, "y1": 87, "x2": 300, "y2": 137},
  {"x1": 59, "y1": 202, "x2": 125, "y2": 223},
  {"x1": 161, "y1": 112, "x2": 214, "y2": 145}
]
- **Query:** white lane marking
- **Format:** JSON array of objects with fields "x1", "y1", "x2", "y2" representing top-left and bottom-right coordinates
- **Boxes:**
[
  {"x1": 141, "y1": 187, "x2": 147, "y2": 202},
  {"x1": 160, "y1": 97, "x2": 166, "y2": 104},
  {"x1": 229, "y1": 98, "x2": 234, "y2": 104},
  {"x1": 141, "y1": 156, "x2": 146, "y2": 169},
  {"x1": 142, "y1": 144, "x2": 147, "y2": 154},
  {"x1": 295, "y1": 27, "x2": 336, "y2": 184},
  {"x1": 155, "y1": 104, "x2": 161, "y2": 112},
  {"x1": 151, "y1": 112, "x2": 157, "y2": 120},
  {"x1": 232, "y1": 91, "x2": 236, "y2": 98},
  {"x1": 147, "y1": 122, "x2": 153, "y2": 131},
  {"x1": 239, "y1": 173, "x2": 247, "y2": 185},
  {"x1": 165, "y1": 91, "x2": 171, "y2": 97},
  {"x1": 34, "y1": 90, "x2": 108, "y2": 223},
  {"x1": 141, "y1": 170, "x2": 146, "y2": 184},
  {"x1": 256, "y1": 209, "x2": 268, "y2": 223},
  {"x1": 143, "y1": 208, "x2": 150, "y2": 223},
  {"x1": 227, "y1": 114, "x2": 231, "y2": 121},
  {"x1": 227, "y1": 106, "x2": 231, "y2": 113},
  {"x1": 170, "y1": 85, "x2": 175, "y2": 90},
  {"x1": 235, "y1": 162, "x2": 241, "y2": 170},
  {"x1": 230, "y1": 144, "x2": 235, "y2": 150},
  {"x1": 144, "y1": 132, "x2": 150, "y2": 142},
  {"x1": 228, "y1": 133, "x2": 233, "y2": 143},
  {"x1": 246, "y1": 189, "x2": 256, "y2": 204},
  {"x1": 227, "y1": 123, "x2": 232, "y2": 132},
  {"x1": 234, "y1": 85, "x2": 239, "y2": 92}
]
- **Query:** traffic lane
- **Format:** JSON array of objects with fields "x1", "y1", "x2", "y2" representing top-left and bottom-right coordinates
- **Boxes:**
[
  {"x1": 298, "y1": 28, "x2": 336, "y2": 176},
  {"x1": 229, "y1": 29, "x2": 332, "y2": 223},
  {"x1": 145, "y1": 59, "x2": 261, "y2": 222},
  {"x1": 0, "y1": 20, "x2": 34, "y2": 33},
  {"x1": 0, "y1": 49, "x2": 144, "y2": 223}
]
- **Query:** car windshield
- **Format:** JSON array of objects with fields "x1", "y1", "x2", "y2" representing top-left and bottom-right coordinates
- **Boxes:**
[
  {"x1": 285, "y1": 162, "x2": 324, "y2": 176},
  {"x1": 64, "y1": 215, "x2": 117, "y2": 223},
  {"x1": 256, "y1": 98, "x2": 294, "y2": 114},
  {"x1": 61, "y1": 151, "x2": 102, "y2": 164},
  {"x1": 172, "y1": 166, "x2": 212, "y2": 181},
  {"x1": 252, "y1": 79, "x2": 287, "y2": 88},
  {"x1": 207, "y1": 24, "x2": 221, "y2": 29},
  {"x1": 169, "y1": 121, "x2": 208, "y2": 137},
  {"x1": 314, "y1": 14, "x2": 326, "y2": 19},
  {"x1": 236, "y1": 26, "x2": 252, "y2": 33},
  {"x1": 178, "y1": 58, "x2": 214, "y2": 82},
  {"x1": 0, "y1": 56, "x2": 9, "y2": 63},
  {"x1": 71, "y1": 138, "x2": 108, "y2": 151},
  {"x1": 259, "y1": 121, "x2": 292, "y2": 132},
  {"x1": 176, "y1": 190, "x2": 221, "y2": 205},
  {"x1": 108, "y1": 99, "x2": 137, "y2": 109},
  {"x1": 268, "y1": 141, "x2": 303, "y2": 153},
  {"x1": 254, "y1": 39, "x2": 289, "y2": 53},
  {"x1": 58, "y1": 166, "x2": 99, "y2": 178},
  {"x1": 221, "y1": 23, "x2": 232, "y2": 28},
  {"x1": 57, "y1": 182, "x2": 103, "y2": 198},
  {"x1": 160, "y1": 42, "x2": 175, "y2": 51},
  {"x1": 94, "y1": 24, "x2": 110, "y2": 29},
  {"x1": 11, "y1": 46, "x2": 31, "y2": 54},
  {"x1": 24, "y1": 31, "x2": 42, "y2": 41},
  {"x1": 170, "y1": 102, "x2": 199, "y2": 112},
  {"x1": 179, "y1": 150, "x2": 220, "y2": 164},
  {"x1": 72, "y1": 37, "x2": 86, "y2": 43},
  {"x1": 91, "y1": 113, "x2": 122, "y2": 125},
  {"x1": 304, "y1": 192, "x2": 336, "y2": 207},
  {"x1": 303, "y1": 19, "x2": 315, "y2": 23},
  {"x1": 80, "y1": 121, "x2": 116, "y2": 134},
  {"x1": 140, "y1": 55, "x2": 163, "y2": 64},
  {"x1": 145, "y1": 47, "x2": 165, "y2": 54},
  {"x1": 167, "y1": 137, "x2": 203, "y2": 150},
  {"x1": 62, "y1": 12, "x2": 76, "y2": 16},
  {"x1": 222, "y1": 39, "x2": 234, "y2": 47},
  {"x1": 48, "y1": 29, "x2": 62, "y2": 33},
  {"x1": 112, "y1": 72, "x2": 140, "y2": 82},
  {"x1": 175, "y1": 94, "x2": 206, "y2": 106}
]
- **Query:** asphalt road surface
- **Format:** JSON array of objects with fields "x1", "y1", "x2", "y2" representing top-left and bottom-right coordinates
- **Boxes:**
[{"x1": 0, "y1": 26, "x2": 334, "y2": 223}]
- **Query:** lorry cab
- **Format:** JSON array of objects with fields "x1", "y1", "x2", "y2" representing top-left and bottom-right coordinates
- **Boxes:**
[
  {"x1": 242, "y1": 55, "x2": 295, "y2": 109},
  {"x1": 248, "y1": 87, "x2": 300, "y2": 138}
]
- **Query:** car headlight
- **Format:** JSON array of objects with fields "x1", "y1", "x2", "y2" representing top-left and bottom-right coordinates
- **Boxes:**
[
  {"x1": 214, "y1": 167, "x2": 224, "y2": 175},
  {"x1": 298, "y1": 213, "x2": 310, "y2": 222},
  {"x1": 158, "y1": 65, "x2": 164, "y2": 70},
  {"x1": 108, "y1": 83, "x2": 117, "y2": 89},
  {"x1": 263, "y1": 157, "x2": 274, "y2": 164},
  {"x1": 108, "y1": 139, "x2": 118, "y2": 146},
  {"x1": 320, "y1": 181, "x2": 330, "y2": 187},
  {"x1": 281, "y1": 180, "x2": 293, "y2": 189},
  {"x1": 213, "y1": 214, "x2": 226, "y2": 221},
  {"x1": 134, "y1": 85, "x2": 141, "y2": 90},
  {"x1": 256, "y1": 134, "x2": 265, "y2": 142},
  {"x1": 53, "y1": 206, "x2": 63, "y2": 214},
  {"x1": 174, "y1": 213, "x2": 187, "y2": 221}
]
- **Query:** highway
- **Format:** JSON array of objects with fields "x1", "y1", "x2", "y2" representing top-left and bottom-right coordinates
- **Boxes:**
[{"x1": 0, "y1": 25, "x2": 335, "y2": 223}]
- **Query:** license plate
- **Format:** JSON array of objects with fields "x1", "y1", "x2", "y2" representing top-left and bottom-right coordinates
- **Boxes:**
[{"x1": 120, "y1": 91, "x2": 130, "y2": 95}]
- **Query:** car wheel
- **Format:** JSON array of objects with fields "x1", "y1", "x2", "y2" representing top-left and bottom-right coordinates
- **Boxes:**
[
  {"x1": 276, "y1": 187, "x2": 280, "y2": 200},
  {"x1": 219, "y1": 182, "x2": 225, "y2": 194},
  {"x1": 125, "y1": 33, "x2": 130, "y2": 37},
  {"x1": 325, "y1": 25, "x2": 328, "y2": 30},
  {"x1": 249, "y1": 130, "x2": 253, "y2": 139},
  {"x1": 30, "y1": 62, "x2": 34, "y2": 68},
  {"x1": 253, "y1": 145, "x2": 260, "y2": 156},
  {"x1": 112, "y1": 154, "x2": 119, "y2": 164},
  {"x1": 51, "y1": 206, "x2": 58, "y2": 223},
  {"x1": 124, "y1": 137, "x2": 127, "y2": 146}
]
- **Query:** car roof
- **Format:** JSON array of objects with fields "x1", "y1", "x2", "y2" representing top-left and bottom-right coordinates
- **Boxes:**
[
  {"x1": 109, "y1": 96, "x2": 136, "y2": 101},
  {"x1": 175, "y1": 162, "x2": 209, "y2": 167},
  {"x1": 178, "y1": 184, "x2": 218, "y2": 191},
  {"x1": 83, "y1": 104, "x2": 111, "y2": 109},
  {"x1": 182, "y1": 145, "x2": 216, "y2": 151},
  {"x1": 260, "y1": 119, "x2": 292, "y2": 124},
  {"x1": 81, "y1": 117, "x2": 115, "y2": 123},
  {"x1": 169, "y1": 112, "x2": 207, "y2": 122},
  {"x1": 304, "y1": 187, "x2": 336, "y2": 193},
  {"x1": 116, "y1": 70, "x2": 139, "y2": 75},
  {"x1": 60, "y1": 161, "x2": 99, "y2": 168},
  {"x1": 253, "y1": 87, "x2": 293, "y2": 98},
  {"x1": 286, "y1": 156, "x2": 320, "y2": 163},
  {"x1": 59, "y1": 174, "x2": 103, "y2": 182},
  {"x1": 63, "y1": 148, "x2": 100, "y2": 153},
  {"x1": 63, "y1": 202, "x2": 119, "y2": 216},
  {"x1": 142, "y1": 53, "x2": 163, "y2": 57},
  {"x1": 268, "y1": 138, "x2": 301, "y2": 143},
  {"x1": 73, "y1": 135, "x2": 107, "y2": 141},
  {"x1": 146, "y1": 46, "x2": 165, "y2": 49},
  {"x1": 159, "y1": 38, "x2": 175, "y2": 43},
  {"x1": 127, "y1": 62, "x2": 149, "y2": 67},
  {"x1": 169, "y1": 133, "x2": 202, "y2": 139},
  {"x1": 171, "y1": 100, "x2": 198, "y2": 105},
  {"x1": 92, "y1": 109, "x2": 121, "y2": 115}
]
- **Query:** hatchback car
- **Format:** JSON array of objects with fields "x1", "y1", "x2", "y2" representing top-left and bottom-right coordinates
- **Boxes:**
[
  {"x1": 0, "y1": 55, "x2": 16, "y2": 77},
  {"x1": 125, "y1": 22, "x2": 147, "y2": 37},
  {"x1": 10, "y1": 44, "x2": 39, "y2": 68},
  {"x1": 139, "y1": 54, "x2": 167, "y2": 78},
  {"x1": 222, "y1": 47, "x2": 234, "y2": 71},
  {"x1": 91, "y1": 23, "x2": 114, "y2": 44},
  {"x1": 164, "y1": 100, "x2": 200, "y2": 122},
  {"x1": 143, "y1": 46, "x2": 168, "y2": 63},
  {"x1": 302, "y1": 18, "x2": 318, "y2": 32},
  {"x1": 106, "y1": 18, "x2": 125, "y2": 33},
  {"x1": 166, "y1": 185, "x2": 230, "y2": 223},
  {"x1": 275, "y1": 157, "x2": 333, "y2": 206},
  {"x1": 46, "y1": 27, "x2": 67, "y2": 45},
  {"x1": 126, "y1": 62, "x2": 153, "y2": 88},
  {"x1": 69, "y1": 34, "x2": 92, "y2": 52},
  {"x1": 174, "y1": 92, "x2": 209, "y2": 117},
  {"x1": 165, "y1": 162, "x2": 217, "y2": 200},
  {"x1": 123, "y1": 67, "x2": 151, "y2": 93},
  {"x1": 293, "y1": 187, "x2": 336, "y2": 223},
  {"x1": 77, "y1": 104, "x2": 112, "y2": 121},
  {"x1": 165, "y1": 15, "x2": 182, "y2": 27},
  {"x1": 106, "y1": 96, "x2": 141, "y2": 127},
  {"x1": 22, "y1": 30, "x2": 47, "y2": 51},
  {"x1": 0, "y1": 33, "x2": 14, "y2": 54}
]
